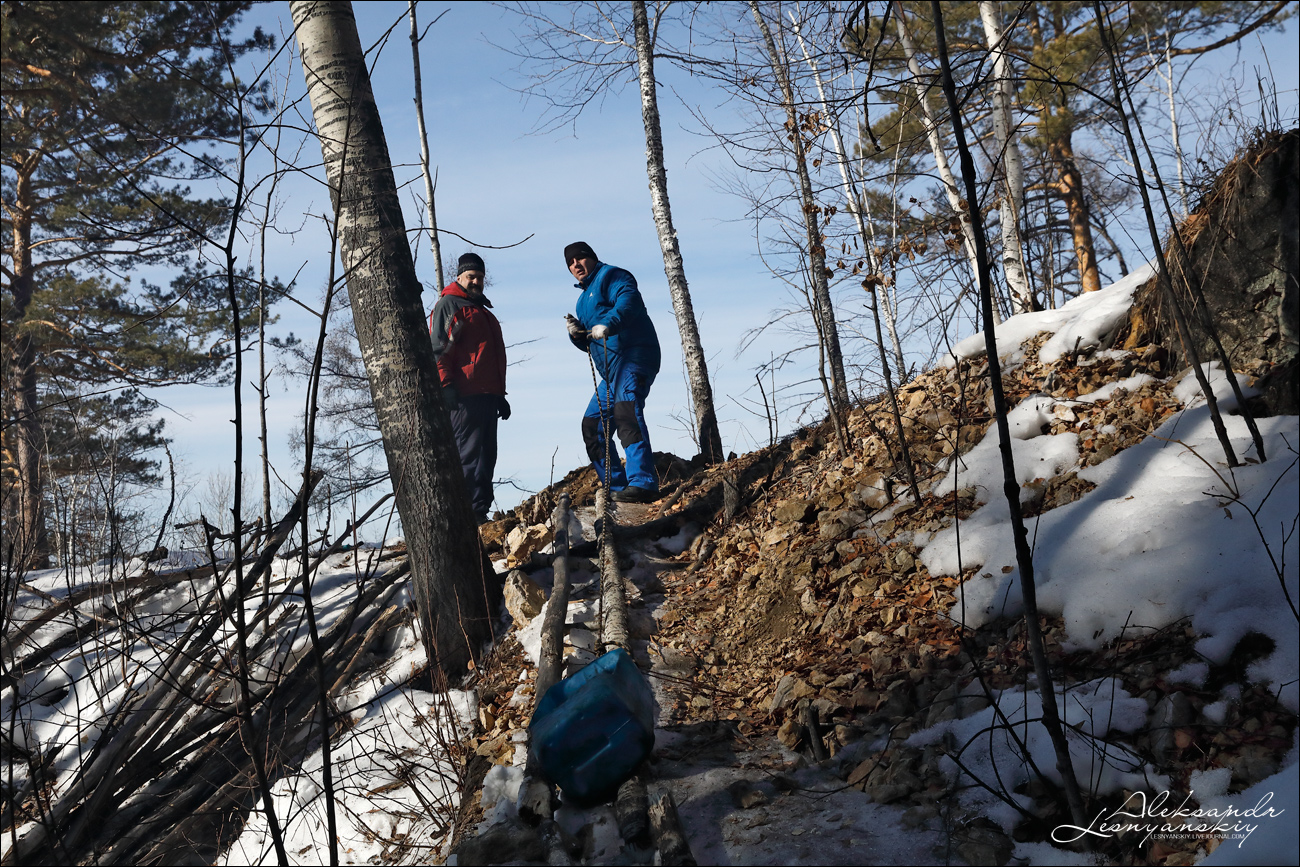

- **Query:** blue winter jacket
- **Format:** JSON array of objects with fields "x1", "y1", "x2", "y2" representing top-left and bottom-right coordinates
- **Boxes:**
[{"x1": 571, "y1": 262, "x2": 661, "y2": 380}]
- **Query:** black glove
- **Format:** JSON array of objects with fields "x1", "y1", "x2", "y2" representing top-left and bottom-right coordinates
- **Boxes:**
[
  {"x1": 498, "y1": 396, "x2": 511, "y2": 420},
  {"x1": 442, "y1": 384, "x2": 459, "y2": 410}
]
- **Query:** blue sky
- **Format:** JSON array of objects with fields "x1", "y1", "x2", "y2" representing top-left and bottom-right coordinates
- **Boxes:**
[{"x1": 156, "y1": 1, "x2": 1300, "y2": 527}]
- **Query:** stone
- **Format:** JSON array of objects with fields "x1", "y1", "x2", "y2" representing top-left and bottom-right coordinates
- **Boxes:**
[
  {"x1": 474, "y1": 732, "x2": 513, "y2": 764},
  {"x1": 769, "y1": 675, "x2": 816, "y2": 711},
  {"x1": 762, "y1": 524, "x2": 795, "y2": 546},
  {"x1": 1228, "y1": 744, "x2": 1281, "y2": 788},
  {"x1": 863, "y1": 782, "x2": 912, "y2": 804},
  {"x1": 955, "y1": 819, "x2": 1013, "y2": 866},
  {"x1": 564, "y1": 627, "x2": 597, "y2": 651},
  {"x1": 777, "y1": 717, "x2": 802, "y2": 749},
  {"x1": 812, "y1": 696, "x2": 843, "y2": 721},
  {"x1": 504, "y1": 523, "x2": 554, "y2": 567},
  {"x1": 850, "y1": 686, "x2": 880, "y2": 710},
  {"x1": 726, "y1": 779, "x2": 770, "y2": 809},
  {"x1": 818, "y1": 509, "x2": 867, "y2": 540},
  {"x1": 503, "y1": 570, "x2": 545, "y2": 627},
  {"x1": 656, "y1": 647, "x2": 699, "y2": 672},
  {"x1": 853, "y1": 473, "x2": 892, "y2": 510}
]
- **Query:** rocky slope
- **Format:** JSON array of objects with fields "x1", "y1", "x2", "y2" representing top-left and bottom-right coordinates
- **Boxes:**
[
  {"x1": 458, "y1": 304, "x2": 1296, "y2": 865},
  {"x1": 456, "y1": 132, "x2": 1299, "y2": 866}
]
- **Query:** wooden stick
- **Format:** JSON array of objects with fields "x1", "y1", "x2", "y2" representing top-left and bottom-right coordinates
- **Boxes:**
[
  {"x1": 648, "y1": 790, "x2": 695, "y2": 866},
  {"x1": 518, "y1": 494, "x2": 575, "y2": 824}
]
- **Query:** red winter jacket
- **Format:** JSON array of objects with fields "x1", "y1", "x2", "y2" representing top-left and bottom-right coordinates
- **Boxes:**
[{"x1": 428, "y1": 282, "x2": 507, "y2": 396}]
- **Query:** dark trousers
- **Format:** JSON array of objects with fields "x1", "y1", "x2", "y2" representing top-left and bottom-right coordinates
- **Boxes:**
[{"x1": 450, "y1": 394, "x2": 499, "y2": 521}]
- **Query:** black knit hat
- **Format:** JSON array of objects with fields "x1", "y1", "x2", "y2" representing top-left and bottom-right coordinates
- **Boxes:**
[
  {"x1": 564, "y1": 241, "x2": 597, "y2": 265},
  {"x1": 457, "y1": 252, "x2": 485, "y2": 275}
]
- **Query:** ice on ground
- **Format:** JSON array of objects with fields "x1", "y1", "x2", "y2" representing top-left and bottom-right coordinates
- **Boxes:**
[
  {"x1": 655, "y1": 522, "x2": 701, "y2": 556},
  {"x1": 1200, "y1": 756, "x2": 1298, "y2": 865},
  {"x1": 480, "y1": 764, "x2": 524, "y2": 826},
  {"x1": 928, "y1": 395, "x2": 1080, "y2": 500},
  {"x1": 910, "y1": 678, "x2": 1160, "y2": 832},
  {"x1": 943, "y1": 263, "x2": 1154, "y2": 366},
  {"x1": 218, "y1": 681, "x2": 476, "y2": 866},
  {"x1": 922, "y1": 401, "x2": 1298, "y2": 710},
  {"x1": 1076, "y1": 373, "x2": 1156, "y2": 403},
  {"x1": 1173, "y1": 362, "x2": 1261, "y2": 414}
]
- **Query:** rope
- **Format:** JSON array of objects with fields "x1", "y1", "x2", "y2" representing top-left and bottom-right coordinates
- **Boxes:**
[{"x1": 587, "y1": 335, "x2": 615, "y2": 650}]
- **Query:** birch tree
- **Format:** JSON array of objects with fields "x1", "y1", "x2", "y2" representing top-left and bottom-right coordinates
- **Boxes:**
[
  {"x1": 505, "y1": 2, "x2": 725, "y2": 463},
  {"x1": 409, "y1": 0, "x2": 446, "y2": 289},
  {"x1": 788, "y1": 7, "x2": 920, "y2": 502},
  {"x1": 631, "y1": 0, "x2": 725, "y2": 463},
  {"x1": 893, "y1": 5, "x2": 987, "y2": 311},
  {"x1": 291, "y1": 0, "x2": 492, "y2": 677},
  {"x1": 979, "y1": 0, "x2": 1034, "y2": 313},
  {"x1": 749, "y1": 0, "x2": 850, "y2": 410}
]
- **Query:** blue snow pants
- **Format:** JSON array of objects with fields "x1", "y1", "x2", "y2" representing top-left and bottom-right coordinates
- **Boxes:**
[{"x1": 581, "y1": 363, "x2": 657, "y2": 492}]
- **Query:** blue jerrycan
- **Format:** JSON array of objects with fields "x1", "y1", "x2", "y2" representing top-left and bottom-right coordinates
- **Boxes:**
[{"x1": 528, "y1": 648, "x2": 656, "y2": 806}]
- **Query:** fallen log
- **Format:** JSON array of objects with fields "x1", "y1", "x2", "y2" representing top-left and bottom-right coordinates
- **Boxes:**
[
  {"x1": 518, "y1": 494, "x2": 573, "y2": 824},
  {"x1": 648, "y1": 790, "x2": 695, "y2": 866}
]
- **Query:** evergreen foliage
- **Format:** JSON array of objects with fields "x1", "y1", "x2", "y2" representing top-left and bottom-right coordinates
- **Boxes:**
[{"x1": 2, "y1": 1, "x2": 274, "y2": 565}]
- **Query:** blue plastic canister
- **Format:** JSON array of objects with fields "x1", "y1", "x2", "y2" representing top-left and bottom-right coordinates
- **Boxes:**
[{"x1": 528, "y1": 648, "x2": 656, "y2": 806}]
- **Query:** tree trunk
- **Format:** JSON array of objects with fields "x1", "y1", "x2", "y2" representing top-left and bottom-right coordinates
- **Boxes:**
[
  {"x1": 631, "y1": 0, "x2": 724, "y2": 464},
  {"x1": 409, "y1": 0, "x2": 445, "y2": 290},
  {"x1": 1048, "y1": 129, "x2": 1103, "y2": 294},
  {"x1": 979, "y1": 0, "x2": 1036, "y2": 313},
  {"x1": 930, "y1": 0, "x2": 1090, "y2": 831},
  {"x1": 3, "y1": 163, "x2": 49, "y2": 570},
  {"x1": 749, "y1": 1, "x2": 849, "y2": 410},
  {"x1": 291, "y1": 0, "x2": 491, "y2": 677},
  {"x1": 789, "y1": 14, "x2": 907, "y2": 377},
  {"x1": 789, "y1": 16, "x2": 920, "y2": 502},
  {"x1": 1028, "y1": 8, "x2": 1102, "y2": 295},
  {"x1": 895, "y1": 7, "x2": 992, "y2": 319}
]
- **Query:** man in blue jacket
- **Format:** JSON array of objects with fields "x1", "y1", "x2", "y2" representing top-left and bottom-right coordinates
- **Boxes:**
[{"x1": 563, "y1": 242, "x2": 661, "y2": 503}]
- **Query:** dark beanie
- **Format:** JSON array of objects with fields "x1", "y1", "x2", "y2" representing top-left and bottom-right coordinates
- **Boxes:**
[
  {"x1": 564, "y1": 241, "x2": 597, "y2": 264},
  {"x1": 457, "y1": 252, "x2": 485, "y2": 275}
]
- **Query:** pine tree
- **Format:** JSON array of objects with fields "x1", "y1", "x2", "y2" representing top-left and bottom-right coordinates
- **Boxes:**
[
  {"x1": 1, "y1": 1, "x2": 272, "y2": 567},
  {"x1": 42, "y1": 388, "x2": 168, "y2": 563}
]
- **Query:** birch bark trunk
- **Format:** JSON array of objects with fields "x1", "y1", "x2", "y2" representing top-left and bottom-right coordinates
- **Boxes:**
[
  {"x1": 895, "y1": 7, "x2": 1000, "y2": 320},
  {"x1": 979, "y1": 0, "x2": 1036, "y2": 313},
  {"x1": 789, "y1": 15, "x2": 920, "y2": 503},
  {"x1": 291, "y1": 0, "x2": 491, "y2": 677},
  {"x1": 749, "y1": 1, "x2": 849, "y2": 410},
  {"x1": 631, "y1": 0, "x2": 724, "y2": 463},
  {"x1": 409, "y1": 0, "x2": 445, "y2": 289},
  {"x1": 789, "y1": 16, "x2": 906, "y2": 376}
]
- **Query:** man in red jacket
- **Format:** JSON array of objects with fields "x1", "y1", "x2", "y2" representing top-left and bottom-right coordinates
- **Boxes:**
[{"x1": 429, "y1": 252, "x2": 509, "y2": 524}]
